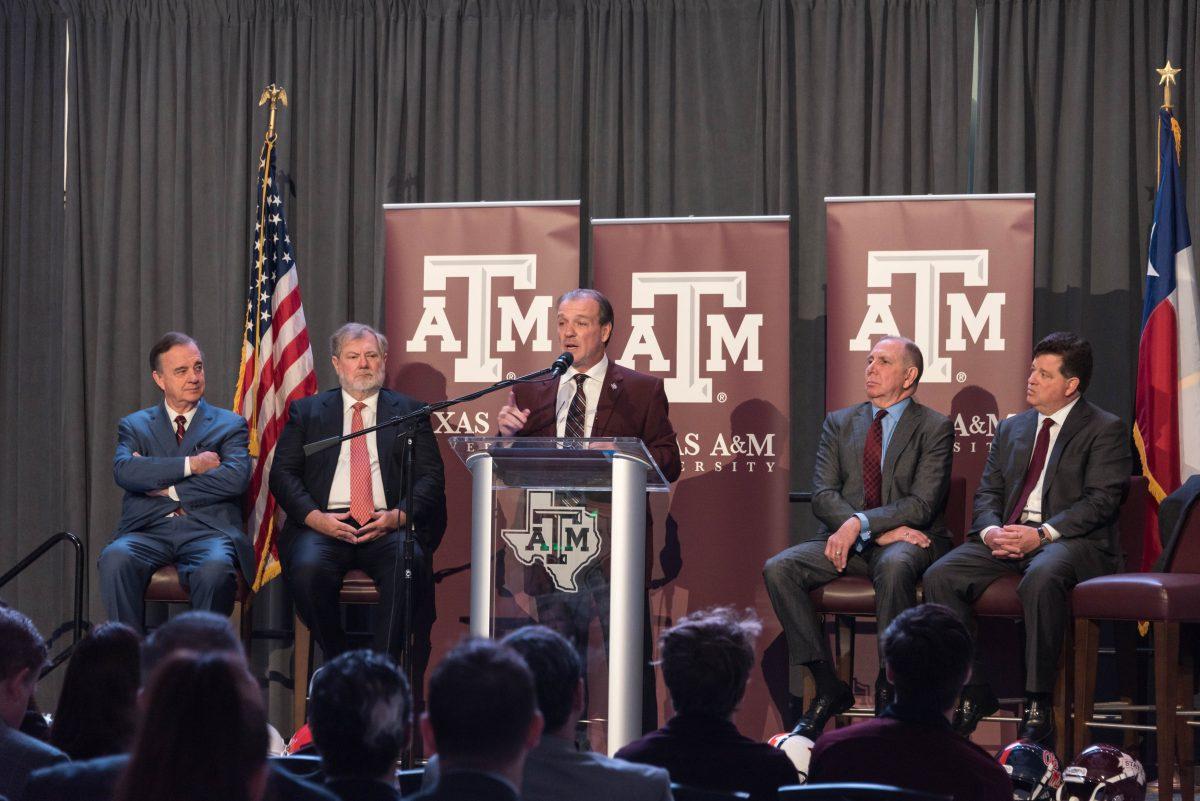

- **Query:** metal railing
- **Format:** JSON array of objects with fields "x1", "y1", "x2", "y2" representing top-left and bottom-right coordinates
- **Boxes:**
[{"x1": 0, "y1": 532, "x2": 86, "y2": 674}]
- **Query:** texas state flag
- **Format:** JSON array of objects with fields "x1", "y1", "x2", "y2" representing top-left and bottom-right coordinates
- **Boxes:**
[{"x1": 1134, "y1": 107, "x2": 1200, "y2": 570}]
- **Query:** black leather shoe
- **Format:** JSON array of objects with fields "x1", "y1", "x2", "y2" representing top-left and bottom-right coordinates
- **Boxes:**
[
  {"x1": 791, "y1": 683, "x2": 855, "y2": 738},
  {"x1": 874, "y1": 679, "x2": 895, "y2": 715},
  {"x1": 952, "y1": 684, "x2": 999, "y2": 737},
  {"x1": 1018, "y1": 696, "x2": 1055, "y2": 745},
  {"x1": 785, "y1": 695, "x2": 806, "y2": 730}
]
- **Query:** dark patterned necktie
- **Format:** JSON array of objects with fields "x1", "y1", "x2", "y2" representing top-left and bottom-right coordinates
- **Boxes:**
[
  {"x1": 1007, "y1": 417, "x2": 1055, "y2": 524},
  {"x1": 175, "y1": 415, "x2": 187, "y2": 445},
  {"x1": 564, "y1": 374, "x2": 588, "y2": 439},
  {"x1": 862, "y1": 408, "x2": 887, "y2": 509}
]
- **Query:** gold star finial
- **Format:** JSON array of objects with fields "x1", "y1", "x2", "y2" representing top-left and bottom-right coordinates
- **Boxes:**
[{"x1": 1157, "y1": 61, "x2": 1182, "y2": 109}]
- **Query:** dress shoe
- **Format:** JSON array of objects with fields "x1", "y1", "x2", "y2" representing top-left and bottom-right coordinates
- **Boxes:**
[
  {"x1": 951, "y1": 684, "x2": 999, "y2": 737},
  {"x1": 791, "y1": 682, "x2": 855, "y2": 738},
  {"x1": 1018, "y1": 696, "x2": 1055, "y2": 745},
  {"x1": 874, "y1": 679, "x2": 895, "y2": 715}
]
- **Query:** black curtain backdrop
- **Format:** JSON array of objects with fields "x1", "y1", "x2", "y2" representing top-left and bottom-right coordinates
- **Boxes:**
[{"x1": 1, "y1": 0, "x2": 1194, "y2": 725}]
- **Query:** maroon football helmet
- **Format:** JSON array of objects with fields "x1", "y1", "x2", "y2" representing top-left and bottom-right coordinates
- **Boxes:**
[
  {"x1": 998, "y1": 740, "x2": 1062, "y2": 800},
  {"x1": 1056, "y1": 744, "x2": 1146, "y2": 801}
]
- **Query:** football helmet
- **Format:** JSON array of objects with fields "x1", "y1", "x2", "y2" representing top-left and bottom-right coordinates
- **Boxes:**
[
  {"x1": 998, "y1": 740, "x2": 1063, "y2": 800},
  {"x1": 1056, "y1": 744, "x2": 1145, "y2": 801},
  {"x1": 768, "y1": 731, "x2": 814, "y2": 784}
]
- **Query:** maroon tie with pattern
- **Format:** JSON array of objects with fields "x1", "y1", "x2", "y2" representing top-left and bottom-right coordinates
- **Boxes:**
[
  {"x1": 175, "y1": 415, "x2": 187, "y2": 445},
  {"x1": 862, "y1": 408, "x2": 887, "y2": 510},
  {"x1": 1007, "y1": 417, "x2": 1056, "y2": 524},
  {"x1": 564, "y1": 374, "x2": 588, "y2": 439}
]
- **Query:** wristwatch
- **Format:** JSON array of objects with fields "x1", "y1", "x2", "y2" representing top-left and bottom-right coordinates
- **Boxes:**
[{"x1": 1036, "y1": 526, "x2": 1049, "y2": 547}]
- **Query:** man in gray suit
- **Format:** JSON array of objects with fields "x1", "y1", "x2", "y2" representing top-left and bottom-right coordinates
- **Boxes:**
[
  {"x1": 764, "y1": 336, "x2": 953, "y2": 738},
  {"x1": 0, "y1": 607, "x2": 67, "y2": 801},
  {"x1": 924, "y1": 332, "x2": 1130, "y2": 745},
  {"x1": 99, "y1": 332, "x2": 252, "y2": 631}
]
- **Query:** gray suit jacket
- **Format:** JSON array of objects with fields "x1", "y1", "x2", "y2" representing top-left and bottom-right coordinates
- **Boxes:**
[
  {"x1": 111, "y1": 398, "x2": 254, "y2": 580},
  {"x1": 971, "y1": 398, "x2": 1130, "y2": 558},
  {"x1": 0, "y1": 720, "x2": 67, "y2": 801},
  {"x1": 812, "y1": 399, "x2": 954, "y2": 542}
]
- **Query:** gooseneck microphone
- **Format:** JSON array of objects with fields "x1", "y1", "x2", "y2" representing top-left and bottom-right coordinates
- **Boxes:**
[{"x1": 549, "y1": 351, "x2": 574, "y2": 377}]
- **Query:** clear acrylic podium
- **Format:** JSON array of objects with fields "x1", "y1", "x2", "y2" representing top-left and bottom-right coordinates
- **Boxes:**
[{"x1": 449, "y1": 436, "x2": 671, "y2": 754}]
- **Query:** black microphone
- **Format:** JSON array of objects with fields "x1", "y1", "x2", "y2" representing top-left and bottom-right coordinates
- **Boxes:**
[{"x1": 549, "y1": 352, "x2": 574, "y2": 377}]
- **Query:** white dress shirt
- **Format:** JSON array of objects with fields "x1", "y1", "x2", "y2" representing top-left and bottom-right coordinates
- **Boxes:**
[
  {"x1": 327, "y1": 390, "x2": 387, "y2": 511},
  {"x1": 164, "y1": 402, "x2": 197, "y2": 505},
  {"x1": 983, "y1": 396, "x2": 1080, "y2": 544},
  {"x1": 554, "y1": 355, "x2": 609, "y2": 438}
]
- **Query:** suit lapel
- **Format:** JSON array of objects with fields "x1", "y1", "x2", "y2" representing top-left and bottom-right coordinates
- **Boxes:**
[
  {"x1": 591, "y1": 362, "x2": 623, "y2": 437},
  {"x1": 1041, "y1": 399, "x2": 1090, "y2": 500},
  {"x1": 150, "y1": 403, "x2": 181, "y2": 456},
  {"x1": 178, "y1": 399, "x2": 214, "y2": 454},
  {"x1": 881, "y1": 402, "x2": 919, "y2": 495},
  {"x1": 316, "y1": 391, "x2": 345, "y2": 478},
  {"x1": 1005, "y1": 411, "x2": 1039, "y2": 516},
  {"x1": 850, "y1": 403, "x2": 871, "y2": 464},
  {"x1": 376, "y1": 390, "x2": 398, "y2": 487}
]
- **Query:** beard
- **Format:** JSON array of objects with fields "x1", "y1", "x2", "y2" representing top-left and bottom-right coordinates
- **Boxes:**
[{"x1": 340, "y1": 370, "x2": 384, "y2": 394}]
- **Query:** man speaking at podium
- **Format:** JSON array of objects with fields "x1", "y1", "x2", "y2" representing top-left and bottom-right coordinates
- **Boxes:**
[{"x1": 497, "y1": 288, "x2": 681, "y2": 728}]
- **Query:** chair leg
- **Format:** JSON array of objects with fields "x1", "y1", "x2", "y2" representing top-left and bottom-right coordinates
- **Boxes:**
[
  {"x1": 1073, "y1": 618, "x2": 1099, "y2": 757},
  {"x1": 293, "y1": 611, "x2": 312, "y2": 731},
  {"x1": 1178, "y1": 629, "x2": 1195, "y2": 801},
  {"x1": 1154, "y1": 622, "x2": 1180, "y2": 798},
  {"x1": 1055, "y1": 625, "x2": 1074, "y2": 760},
  {"x1": 834, "y1": 616, "x2": 855, "y2": 726},
  {"x1": 1115, "y1": 622, "x2": 1141, "y2": 753}
]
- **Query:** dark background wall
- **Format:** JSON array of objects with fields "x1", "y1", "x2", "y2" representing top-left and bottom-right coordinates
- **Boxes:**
[{"x1": 2, "y1": 0, "x2": 1196, "y2": 716}]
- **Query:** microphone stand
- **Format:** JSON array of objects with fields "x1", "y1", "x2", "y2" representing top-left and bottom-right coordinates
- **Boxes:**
[{"x1": 301, "y1": 359, "x2": 568, "y2": 766}]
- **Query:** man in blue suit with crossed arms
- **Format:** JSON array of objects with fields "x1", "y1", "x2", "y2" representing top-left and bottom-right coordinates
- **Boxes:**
[{"x1": 99, "y1": 332, "x2": 253, "y2": 631}]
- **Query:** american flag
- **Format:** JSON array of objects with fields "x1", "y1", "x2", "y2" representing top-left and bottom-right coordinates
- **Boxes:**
[{"x1": 233, "y1": 138, "x2": 318, "y2": 591}]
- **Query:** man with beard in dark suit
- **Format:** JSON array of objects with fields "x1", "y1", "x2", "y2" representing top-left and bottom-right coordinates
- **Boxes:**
[
  {"x1": 923, "y1": 332, "x2": 1130, "y2": 744},
  {"x1": 271, "y1": 322, "x2": 447, "y2": 666},
  {"x1": 763, "y1": 336, "x2": 953, "y2": 738}
]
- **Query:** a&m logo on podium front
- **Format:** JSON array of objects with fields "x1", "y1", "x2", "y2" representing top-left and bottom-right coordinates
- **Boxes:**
[{"x1": 501, "y1": 490, "x2": 602, "y2": 592}]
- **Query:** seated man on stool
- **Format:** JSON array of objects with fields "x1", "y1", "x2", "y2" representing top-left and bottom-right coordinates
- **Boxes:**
[
  {"x1": 763, "y1": 336, "x2": 953, "y2": 737},
  {"x1": 923, "y1": 332, "x2": 1130, "y2": 744},
  {"x1": 270, "y1": 322, "x2": 447, "y2": 667},
  {"x1": 100, "y1": 332, "x2": 252, "y2": 631}
]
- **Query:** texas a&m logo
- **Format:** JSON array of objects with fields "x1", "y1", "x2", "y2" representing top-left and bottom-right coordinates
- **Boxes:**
[
  {"x1": 849, "y1": 250, "x2": 1006, "y2": 383},
  {"x1": 617, "y1": 272, "x2": 763, "y2": 403},
  {"x1": 404, "y1": 255, "x2": 554, "y2": 383},
  {"x1": 500, "y1": 490, "x2": 602, "y2": 593}
]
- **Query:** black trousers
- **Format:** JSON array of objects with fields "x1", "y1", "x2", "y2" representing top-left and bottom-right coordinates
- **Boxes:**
[
  {"x1": 922, "y1": 538, "x2": 1115, "y2": 693},
  {"x1": 279, "y1": 524, "x2": 433, "y2": 663}
]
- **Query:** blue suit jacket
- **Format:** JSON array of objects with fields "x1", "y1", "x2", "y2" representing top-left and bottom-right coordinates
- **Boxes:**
[{"x1": 112, "y1": 398, "x2": 254, "y2": 580}]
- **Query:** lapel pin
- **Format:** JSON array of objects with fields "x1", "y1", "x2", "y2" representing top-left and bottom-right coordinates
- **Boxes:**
[{"x1": 610, "y1": 382, "x2": 618, "y2": 390}]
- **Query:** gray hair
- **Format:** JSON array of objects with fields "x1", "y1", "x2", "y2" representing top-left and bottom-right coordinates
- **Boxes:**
[{"x1": 330, "y1": 323, "x2": 388, "y2": 357}]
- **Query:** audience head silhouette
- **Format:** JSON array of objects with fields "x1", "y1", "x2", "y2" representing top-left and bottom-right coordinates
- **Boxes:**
[
  {"x1": 880, "y1": 603, "x2": 973, "y2": 714},
  {"x1": 501, "y1": 625, "x2": 582, "y2": 737},
  {"x1": 50, "y1": 621, "x2": 140, "y2": 759},
  {"x1": 660, "y1": 606, "x2": 762, "y2": 720}
]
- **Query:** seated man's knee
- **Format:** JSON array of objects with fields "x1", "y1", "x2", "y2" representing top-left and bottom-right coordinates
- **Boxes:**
[
  {"x1": 190, "y1": 557, "x2": 237, "y2": 592},
  {"x1": 99, "y1": 539, "x2": 143, "y2": 579},
  {"x1": 1017, "y1": 562, "x2": 1072, "y2": 600},
  {"x1": 873, "y1": 550, "x2": 921, "y2": 589}
]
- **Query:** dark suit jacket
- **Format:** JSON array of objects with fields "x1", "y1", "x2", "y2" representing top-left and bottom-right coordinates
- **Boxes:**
[
  {"x1": 511, "y1": 360, "x2": 681, "y2": 483},
  {"x1": 410, "y1": 771, "x2": 519, "y2": 801},
  {"x1": 0, "y1": 721, "x2": 67, "y2": 801},
  {"x1": 811, "y1": 399, "x2": 954, "y2": 542},
  {"x1": 111, "y1": 398, "x2": 254, "y2": 580},
  {"x1": 324, "y1": 777, "x2": 402, "y2": 801},
  {"x1": 270, "y1": 388, "x2": 448, "y2": 553},
  {"x1": 614, "y1": 714, "x2": 796, "y2": 801},
  {"x1": 971, "y1": 398, "x2": 1130, "y2": 558},
  {"x1": 24, "y1": 753, "x2": 339, "y2": 801}
]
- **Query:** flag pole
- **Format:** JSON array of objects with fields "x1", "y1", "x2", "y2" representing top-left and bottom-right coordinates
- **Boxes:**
[{"x1": 1155, "y1": 61, "x2": 1181, "y2": 183}]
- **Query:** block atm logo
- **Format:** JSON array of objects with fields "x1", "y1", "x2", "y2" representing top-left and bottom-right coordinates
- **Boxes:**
[
  {"x1": 616, "y1": 272, "x2": 763, "y2": 403},
  {"x1": 849, "y1": 250, "x2": 1007, "y2": 383},
  {"x1": 404, "y1": 255, "x2": 554, "y2": 383}
]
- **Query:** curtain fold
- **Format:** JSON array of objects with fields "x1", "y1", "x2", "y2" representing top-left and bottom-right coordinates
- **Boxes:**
[{"x1": 973, "y1": 0, "x2": 1199, "y2": 426}]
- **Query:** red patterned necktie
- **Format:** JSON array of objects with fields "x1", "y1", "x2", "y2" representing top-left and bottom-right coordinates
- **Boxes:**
[
  {"x1": 564, "y1": 374, "x2": 588, "y2": 438},
  {"x1": 175, "y1": 415, "x2": 187, "y2": 445},
  {"x1": 1007, "y1": 417, "x2": 1056, "y2": 524},
  {"x1": 349, "y1": 402, "x2": 374, "y2": 527},
  {"x1": 862, "y1": 408, "x2": 887, "y2": 509}
]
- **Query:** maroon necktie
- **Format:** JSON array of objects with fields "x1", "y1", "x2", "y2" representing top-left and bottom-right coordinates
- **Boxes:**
[
  {"x1": 862, "y1": 408, "x2": 887, "y2": 509},
  {"x1": 1007, "y1": 417, "x2": 1056, "y2": 524},
  {"x1": 564, "y1": 374, "x2": 588, "y2": 439},
  {"x1": 175, "y1": 415, "x2": 187, "y2": 445}
]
